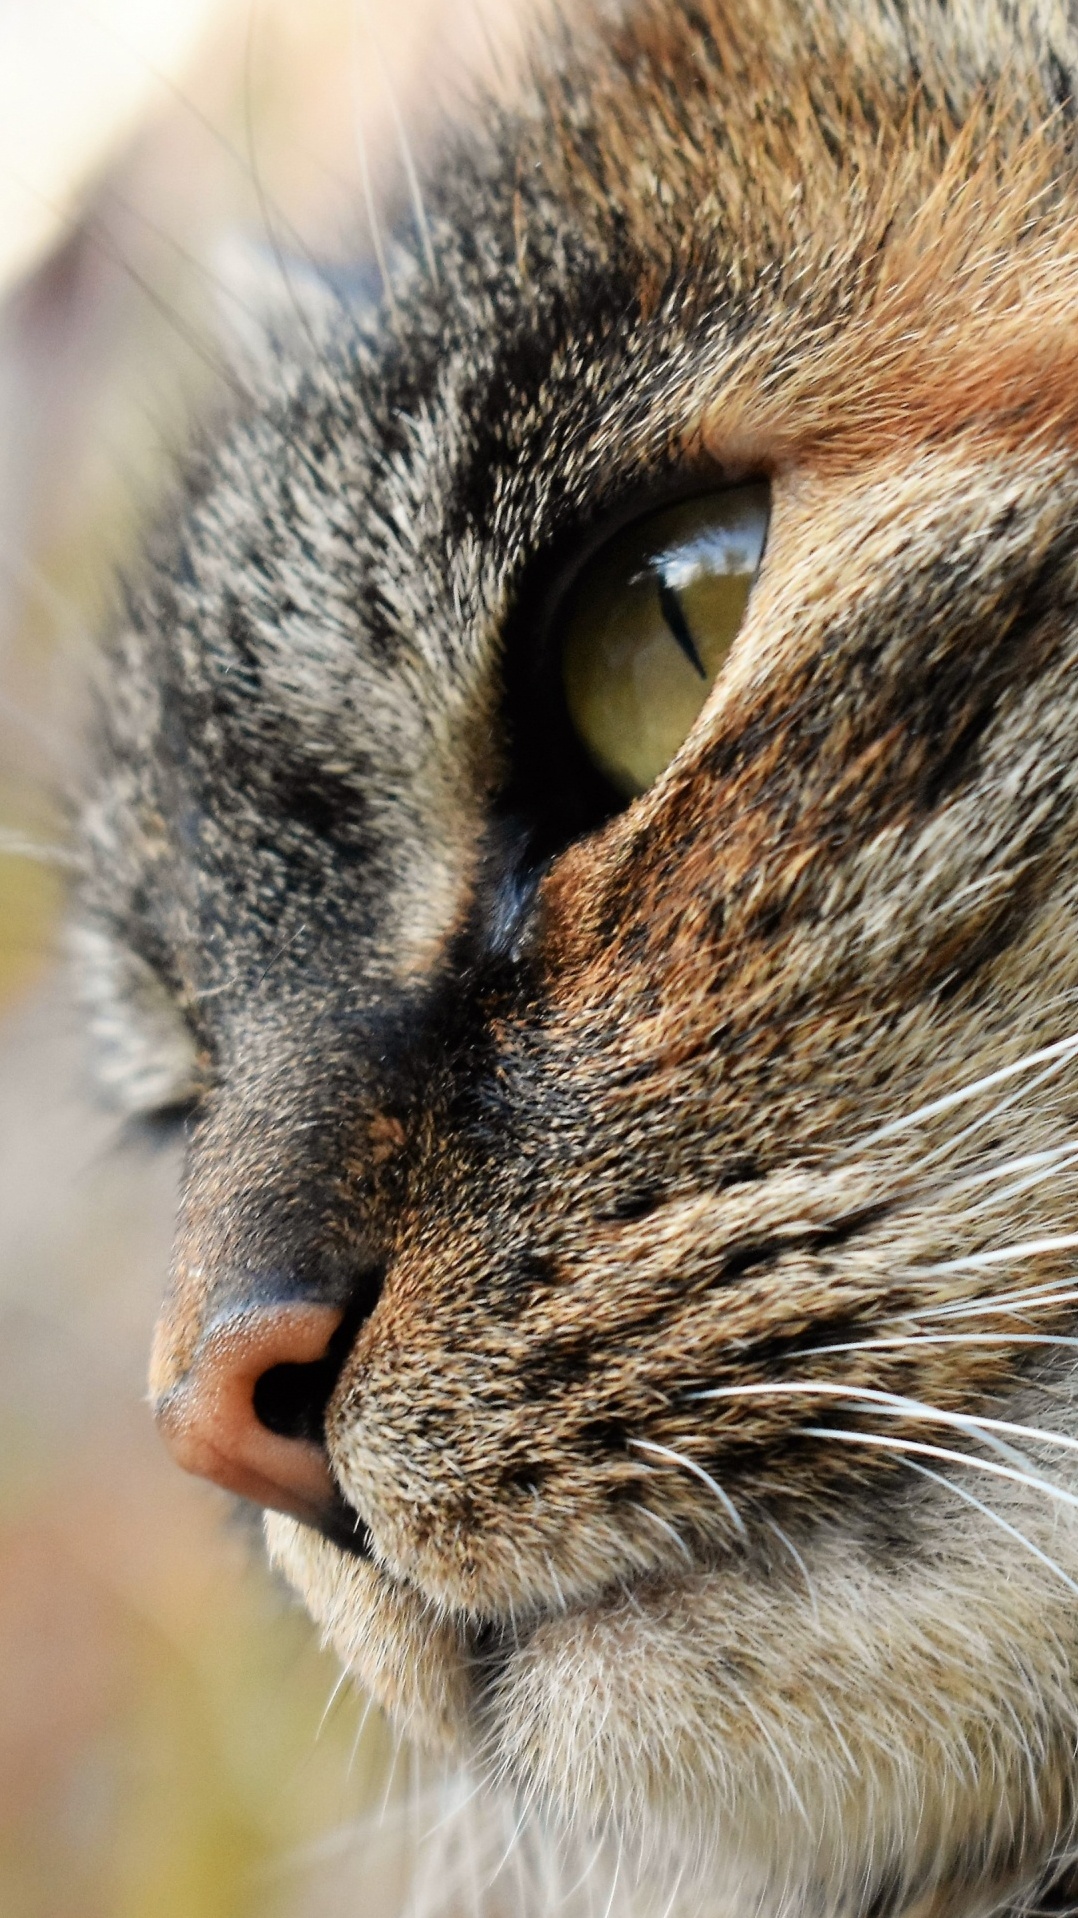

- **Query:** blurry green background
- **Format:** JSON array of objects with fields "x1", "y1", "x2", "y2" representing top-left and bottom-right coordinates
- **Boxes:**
[{"x1": 0, "y1": 3, "x2": 521, "y2": 1912}]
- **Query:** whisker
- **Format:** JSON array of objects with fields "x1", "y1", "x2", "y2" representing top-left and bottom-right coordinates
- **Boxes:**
[
  {"x1": 628, "y1": 1502, "x2": 694, "y2": 1564},
  {"x1": 948, "y1": 1150, "x2": 1078, "y2": 1218},
  {"x1": 242, "y1": 6, "x2": 324, "y2": 366},
  {"x1": 377, "y1": 1716, "x2": 405, "y2": 1818},
  {"x1": 357, "y1": 0, "x2": 440, "y2": 288},
  {"x1": 690, "y1": 1379, "x2": 1078, "y2": 1460},
  {"x1": 851, "y1": 1031, "x2": 1078, "y2": 1151},
  {"x1": 543, "y1": 1553, "x2": 568, "y2": 1613},
  {"x1": 814, "y1": 1692, "x2": 861, "y2": 1777},
  {"x1": 98, "y1": 17, "x2": 373, "y2": 354},
  {"x1": 346, "y1": 1685, "x2": 377, "y2": 1782},
  {"x1": 801, "y1": 1331, "x2": 1078, "y2": 1359},
  {"x1": 936, "y1": 1143, "x2": 1078, "y2": 1195},
  {"x1": 75, "y1": 0, "x2": 315, "y2": 250},
  {"x1": 763, "y1": 1515, "x2": 820, "y2": 1625},
  {"x1": 57, "y1": 194, "x2": 252, "y2": 400},
  {"x1": 915, "y1": 1282, "x2": 1078, "y2": 1321},
  {"x1": 0, "y1": 831, "x2": 77, "y2": 871},
  {"x1": 912, "y1": 1046, "x2": 1078, "y2": 1172},
  {"x1": 554, "y1": 1821, "x2": 609, "y2": 1909},
  {"x1": 316, "y1": 1661, "x2": 352, "y2": 1741},
  {"x1": 810, "y1": 1440, "x2": 1078, "y2": 1597},
  {"x1": 599, "y1": 1837, "x2": 621, "y2": 1918},
  {"x1": 350, "y1": 4, "x2": 400, "y2": 321},
  {"x1": 656, "y1": 1858, "x2": 689, "y2": 1918},
  {"x1": 721, "y1": 1671, "x2": 809, "y2": 1820},
  {"x1": 484, "y1": 1799, "x2": 531, "y2": 1899},
  {"x1": 629, "y1": 1437, "x2": 747, "y2": 1536},
  {"x1": 99, "y1": 180, "x2": 283, "y2": 345},
  {"x1": 799, "y1": 1425, "x2": 1078, "y2": 1515},
  {"x1": 419, "y1": 1769, "x2": 488, "y2": 1844},
  {"x1": 914, "y1": 1233, "x2": 1078, "y2": 1276}
]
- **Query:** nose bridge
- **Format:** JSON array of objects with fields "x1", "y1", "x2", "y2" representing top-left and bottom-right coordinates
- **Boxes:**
[
  {"x1": 148, "y1": 1036, "x2": 388, "y2": 1529},
  {"x1": 149, "y1": 1048, "x2": 370, "y2": 1403}
]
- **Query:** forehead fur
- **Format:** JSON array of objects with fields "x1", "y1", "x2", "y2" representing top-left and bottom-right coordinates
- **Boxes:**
[{"x1": 535, "y1": 0, "x2": 1078, "y2": 463}]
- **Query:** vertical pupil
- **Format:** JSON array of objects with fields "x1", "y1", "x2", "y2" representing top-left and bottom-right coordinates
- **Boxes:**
[{"x1": 657, "y1": 580, "x2": 707, "y2": 679}]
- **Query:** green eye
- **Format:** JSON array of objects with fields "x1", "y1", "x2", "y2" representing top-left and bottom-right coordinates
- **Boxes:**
[{"x1": 561, "y1": 485, "x2": 769, "y2": 799}]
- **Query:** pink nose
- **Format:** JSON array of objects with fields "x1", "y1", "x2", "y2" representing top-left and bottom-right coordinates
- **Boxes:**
[{"x1": 154, "y1": 1304, "x2": 344, "y2": 1525}]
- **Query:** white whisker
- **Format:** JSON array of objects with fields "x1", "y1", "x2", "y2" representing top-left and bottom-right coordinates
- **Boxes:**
[
  {"x1": 629, "y1": 1437, "x2": 747, "y2": 1536},
  {"x1": 656, "y1": 1857, "x2": 689, "y2": 1918},
  {"x1": 800, "y1": 1424, "x2": 1078, "y2": 1515},
  {"x1": 357, "y1": 0, "x2": 439, "y2": 288},
  {"x1": 377, "y1": 1718, "x2": 405, "y2": 1818},
  {"x1": 802, "y1": 1331, "x2": 1078, "y2": 1359},
  {"x1": 914, "y1": 1045, "x2": 1078, "y2": 1172},
  {"x1": 420, "y1": 1769, "x2": 487, "y2": 1844},
  {"x1": 600, "y1": 1841, "x2": 621, "y2": 1918},
  {"x1": 692, "y1": 1378, "x2": 1078, "y2": 1459},
  {"x1": 937, "y1": 1144, "x2": 1078, "y2": 1195},
  {"x1": 914, "y1": 1233, "x2": 1078, "y2": 1276},
  {"x1": 811, "y1": 1438, "x2": 1078, "y2": 1597},
  {"x1": 0, "y1": 830, "x2": 77, "y2": 870},
  {"x1": 915, "y1": 1282, "x2": 1078, "y2": 1321},
  {"x1": 484, "y1": 1799, "x2": 530, "y2": 1896},
  {"x1": 851, "y1": 1032, "x2": 1078, "y2": 1150},
  {"x1": 544, "y1": 1553, "x2": 568, "y2": 1613},
  {"x1": 723, "y1": 1669, "x2": 809, "y2": 1819},
  {"x1": 763, "y1": 1515, "x2": 820, "y2": 1625},
  {"x1": 949, "y1": 1150, "x2": 1078, "y2": 1217},
  {"x1": 346, "y1": 1686, "x2": 376, "y2": 1782},
  {"x1": 815, "y1": 1692, "x2": 861, "y2": 1777},
  {"x1": 628, "y1": 1502, "x2": 694, "y2": 1563},
  {"x1": 316, "y1": 1662, "x2": 352, "y2": 1741},
  {"x1": 350, "y1": 4, "x2": 400, "y2": 321}
]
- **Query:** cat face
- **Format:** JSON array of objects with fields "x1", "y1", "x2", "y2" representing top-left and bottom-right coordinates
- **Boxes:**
[{"x1": 78, "y1": 1, "x2": 1078, "y2": 1912}]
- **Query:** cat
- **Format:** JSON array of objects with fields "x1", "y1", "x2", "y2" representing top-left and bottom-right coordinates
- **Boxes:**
[{"x1": 74, "y1": 1, "x2": 1078, "y2": 1914}]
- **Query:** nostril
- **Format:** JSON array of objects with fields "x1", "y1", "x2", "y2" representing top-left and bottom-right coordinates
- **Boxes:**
[
  {"x1": 251, "y1": 1271, "x2": 382, "y2": 1446},
  {"x1": 254, "y1": 1356, "x2": 336, "y2": 1444}
]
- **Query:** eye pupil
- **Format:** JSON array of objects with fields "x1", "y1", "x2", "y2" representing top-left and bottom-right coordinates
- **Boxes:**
[
  {"x1": 657, "y1": 580, "x2": 708, "y2": 680},
  {"x1": 560, "y1": 484, "x2": 770, "y2": 801}
]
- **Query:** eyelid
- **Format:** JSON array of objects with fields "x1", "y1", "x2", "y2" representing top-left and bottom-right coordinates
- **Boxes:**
[
  {"x1": 121, "y1": 1097, "x2": 199, "y2": 1150},
  {"x1": 530, "y1": 469, "x2": 749, "y2": 637},
  {"x1": 73, "y1": 921, "x2": 206, "y2": 1120}
]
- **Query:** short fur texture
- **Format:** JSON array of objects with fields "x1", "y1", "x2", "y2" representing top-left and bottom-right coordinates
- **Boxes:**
[{"x1": 78, "y1": 2, "x2": 1078, "y2": 1914}]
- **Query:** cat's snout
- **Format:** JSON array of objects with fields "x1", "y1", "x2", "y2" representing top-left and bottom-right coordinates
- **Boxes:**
[{"x1": 152, "y1": 1303, "x2": 346, "y2": 1525}]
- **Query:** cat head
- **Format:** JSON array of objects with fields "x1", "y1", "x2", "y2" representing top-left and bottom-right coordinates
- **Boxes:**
[{"x1": 78, "y1": 2, "x2": 1078, "y2": 1912}]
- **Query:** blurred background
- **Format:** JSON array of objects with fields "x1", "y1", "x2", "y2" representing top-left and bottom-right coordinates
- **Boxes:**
[{"x1": 0, "y1": 3, "x2": 526, "y2": 1912}]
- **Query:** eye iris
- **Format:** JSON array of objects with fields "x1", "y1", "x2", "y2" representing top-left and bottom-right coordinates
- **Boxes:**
[{"x1": 561, "y1": 485, "x2": 769, "y2": 799}]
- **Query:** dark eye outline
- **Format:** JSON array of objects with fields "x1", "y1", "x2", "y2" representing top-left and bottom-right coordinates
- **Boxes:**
[
  {"x1": 120, "y1": 1096, "x2": 201, "y2": 1151},
  {"x1": 498, "y1": 474, "x2": 770, "y2": 866}
]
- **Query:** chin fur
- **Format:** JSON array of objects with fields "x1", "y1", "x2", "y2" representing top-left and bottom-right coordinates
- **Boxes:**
[
  {"x1": 270, "y1": 1388, "x2": 1078, "y2": 1918},
  {"x1": 265, "y1": 1513, "x2": 475, "y2": 1757}
]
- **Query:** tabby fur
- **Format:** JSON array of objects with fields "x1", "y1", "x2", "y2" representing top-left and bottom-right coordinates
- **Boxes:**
[{"x1": 78, "y1": 2, "x2": 1078, "y2": 1914}]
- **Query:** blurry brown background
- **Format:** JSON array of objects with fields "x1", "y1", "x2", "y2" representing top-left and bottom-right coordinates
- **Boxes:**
[{"x1": 0, "y1": 3, "x2": 526, "y2": 1912}]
